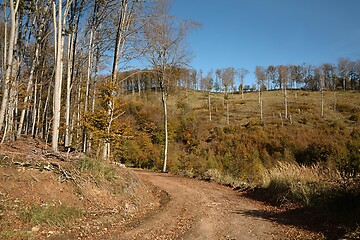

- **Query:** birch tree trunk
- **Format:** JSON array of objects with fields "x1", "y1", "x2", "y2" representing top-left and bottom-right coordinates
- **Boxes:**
[
  {"x1": 52, "y1": 1, "x2": 63, "y2": 152},
  {"x1": 226, "y1": 97, "x2": 229, "y2": 125},
  {"x1": 161, "y1": 88, "x2": 168, "y2": 172},
  {"x1": 284, "y1": 86, "x2": 288, "y2": 119},
  {"x1": 65, "y1": 32, "x2": 75, "y2": 148},
  {"x1": 321, "y1": 89, "x2": 324, "y2": 118},
  {"x1": 52, "y1": 0, "x2": 73, "y2": 151},
  {"x1": 208, "y1": 91, "x2": 211, "y2": 121},
  {"x1": 0, "y1": 0, "x2": 20, "y2": 132},
  {"x1": 260, "y1": 90, "x2": 263, "y2": 124}
]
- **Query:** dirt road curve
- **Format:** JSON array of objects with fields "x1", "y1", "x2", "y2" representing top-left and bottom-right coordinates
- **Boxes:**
[{"x1": 101, "y1": 170, "x2": 293, "y2": 240}]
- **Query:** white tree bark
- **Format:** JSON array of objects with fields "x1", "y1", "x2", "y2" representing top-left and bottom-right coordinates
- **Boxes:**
[
  {"x1": 52, "y1": 1, "x2": 63, "y2": 152},
  {"x1": 52, "y1": 0, "x2": 73, "y2": 152},
  {"x1": 65, "y1": 31, "x2": 75, "y2": 148},
  {"x1": 0, "y1": 0, "x2": 20, "y2": 132},
  {"x1": 161, "y1": 87, "x2": 168, "y2": 172},
  {"x1": 284, "y1": 86, "x2": 288, "y2": 119},
  {"x1": 208, "y1": 91, "x2": 211, "y2": 121}
]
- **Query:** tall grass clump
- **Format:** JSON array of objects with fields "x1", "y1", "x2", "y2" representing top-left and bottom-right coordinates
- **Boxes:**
[
  {"x1": 264, "y1": 162, "x2": 360, "y2": 225},
  {"x1": 263, "y1": 162, "x2": 342, "y2": 207}
]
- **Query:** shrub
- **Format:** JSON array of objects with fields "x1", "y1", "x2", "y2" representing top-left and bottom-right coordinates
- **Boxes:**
[
  {"x1": 295, "y1": 143, "x2": 334, "y2": 165},
  {"x1": 337, "y1": 103, "x2": 358, "y2": 113},
  {"x1": 349, "y1": 113, "x2": 359, "y2": 122}
]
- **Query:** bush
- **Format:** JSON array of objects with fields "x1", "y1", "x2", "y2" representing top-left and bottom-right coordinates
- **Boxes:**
[
  {"x1": 337, "y1": 103, "x2": 358, "y2": 113},
  {"x1": 295, "y1": 143, "x2": 334, "y2": 165}
]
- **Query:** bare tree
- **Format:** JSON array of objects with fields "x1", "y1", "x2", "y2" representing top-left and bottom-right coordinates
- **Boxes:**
[
  {"x1": 278, "y1": 65, "x2": 289, "y2": 119},
  {"x1": 220, "y1": 67, "x2": 235, "y2": 125},
  {"x1": 337, "y1": 57, "x2": 349, "y2": 91},
  {"x1": 200, "y1": 70, "x2": 214, "y2": 121},
  {"x1": 255, "y1": 66, "x2": 266, "y2": 123},
  {"x1": 236, "y1": 67, "x2": 248, "y2": 99},
  {"x1": 143, "y1": 0, "x2": 196, "y2": 172},
  {"x1": 266, "y1": 65, "x2": 278, "y2": 91}
]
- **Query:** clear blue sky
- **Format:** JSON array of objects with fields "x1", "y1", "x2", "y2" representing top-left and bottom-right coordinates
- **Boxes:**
[{"x1": 170, "y1": 0, "x2": 360, "y2": 86}]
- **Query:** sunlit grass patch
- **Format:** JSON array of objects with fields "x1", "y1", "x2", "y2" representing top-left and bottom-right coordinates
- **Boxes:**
[
  {"x1": 78, "y1": 157, "x2": 116, "y2": 182},
  {"x1": 263, "y1": 162, "x2": 342, "y2": 206},
  {"x1": 22, "y1": 204, "x2": 82, "y2": 227}
]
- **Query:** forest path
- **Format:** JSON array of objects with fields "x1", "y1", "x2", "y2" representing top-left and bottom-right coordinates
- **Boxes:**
[{"x1": 98, "y1": 170, "x2": 308, "y2": 240}]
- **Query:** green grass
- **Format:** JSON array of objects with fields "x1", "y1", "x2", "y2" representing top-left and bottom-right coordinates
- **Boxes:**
[
  {"x1": 0, "y1": 229, "x2": 34, "y2": 240},
  {"x1": 22, "y1": 204, "x2": 82, "y2": 227},
  {"x1": 78, "y1": 157, "x2": 116, "y2": 182}
]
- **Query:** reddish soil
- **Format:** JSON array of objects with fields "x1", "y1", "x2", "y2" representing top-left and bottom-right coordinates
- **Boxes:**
[{"x1": 97, "y1": 170, "x2": 323, "y2": 240}]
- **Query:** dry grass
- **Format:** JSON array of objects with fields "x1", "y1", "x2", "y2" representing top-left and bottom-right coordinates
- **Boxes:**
[
  {"x1": 262, "y1": 162, "x2": 359, "y2": 211},
  {"x1": 166, "y1": 89, "x2": 360, "y2": 129},
  {"x1": 263, "y1": 161, "x2": 342, "y2": 186}
]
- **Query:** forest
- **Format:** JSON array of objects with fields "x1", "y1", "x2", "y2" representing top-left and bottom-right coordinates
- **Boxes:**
[{"x1": 0, "y1": 0, "x2": 359, "y2": 237}]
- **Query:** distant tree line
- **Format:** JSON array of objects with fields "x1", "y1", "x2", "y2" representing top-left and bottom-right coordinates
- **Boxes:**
[{"x1": 120, "y1": 58, "x2": 360, "y2": 96}]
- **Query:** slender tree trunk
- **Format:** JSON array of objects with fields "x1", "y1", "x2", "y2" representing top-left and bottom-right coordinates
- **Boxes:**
[
  {"x1": 7, "y1": 57, "x2": 20, "y2": 140},
  {"x1": 65, "y1": 32, "x2": 74, "y2": 147},
  {"x1": 208, "y1": 91, "x2": 211, "y2": 121},
  {"x1": 41, "y1": 83, "x2": 51, "y2": 140},
  {"x1": 161, "y1": 89, "x2": 168, "y2": 172},
  {"x1": 333, "y1": 91, "x2": 337, "y2": 111},
  {"x1": 226, "y1": 97, "x2": 229, "y2": 125},
  {"x1": 284, "y1": 86, "x2": 288, "y2": 119},
  {"x1": 0, "y1": 0, "x2": 19, "y2": 132},
  {"x1": 17, "y1": 44, "x2": 39, "y2": 138},
  {"x1": 138, "y1": 74, "x2": 141, "y2": 97},
  {"x1": 260, "y1": 90, "x2": 263, "y2": 124},
  {"x1": 2, "y1": 5, "x2": 7, "y2": 86},
  {"x1": 31, "y1": 79, "x2": 38, "y2": 136},
  {"x1": 82, "y1": 27, "x2": 94, "y2": 152},
  {"x1": 241, "y1": 85, "x2": 244, "y2": 100},
  {"x1": 52, "y1": 1, "x2": 63, "y2": 152},
  {"x1": 321, "y1": 89, "x2": 324, "y2": 118},
  {"x1": 35, "y1": 83, "x2": 42, "y2": 138}
]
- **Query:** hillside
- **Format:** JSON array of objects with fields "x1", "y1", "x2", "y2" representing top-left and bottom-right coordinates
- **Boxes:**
[
  {"x1": 126, "y1": 89, "x2": 360, "y2": 177},
  {"x1": 0, "y1": 137, "x2": 164, "y2": 239},
  {"x1": 120, "y1": 89, "x2": 360, "y2": 238}
]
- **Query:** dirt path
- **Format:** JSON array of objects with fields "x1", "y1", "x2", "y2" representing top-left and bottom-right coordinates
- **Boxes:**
[{"x1": 99, "y1": 170, "x2": 301, "y2": 240}]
